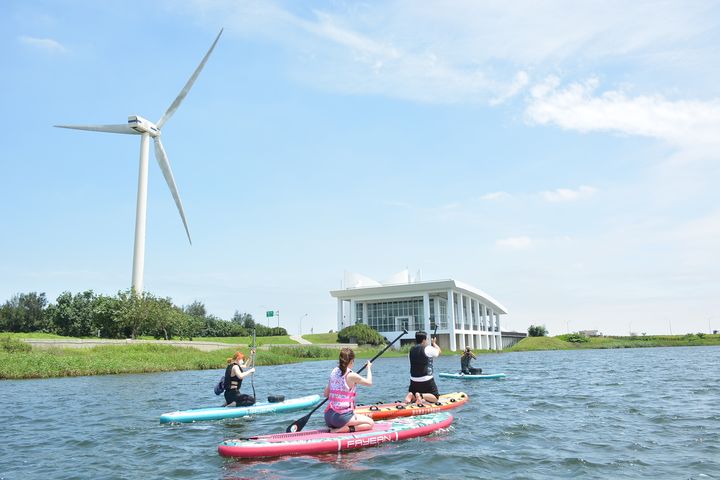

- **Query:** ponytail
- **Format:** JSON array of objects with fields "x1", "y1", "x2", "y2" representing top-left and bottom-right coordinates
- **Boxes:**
[{"x1": 338, "y1": 347, "x2": 355, "y2": 375}]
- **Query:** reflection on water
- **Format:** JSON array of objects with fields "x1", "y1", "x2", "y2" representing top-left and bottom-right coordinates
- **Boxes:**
[{"x1": 1, "y1": 346, "x2": 719, "y2": 479}]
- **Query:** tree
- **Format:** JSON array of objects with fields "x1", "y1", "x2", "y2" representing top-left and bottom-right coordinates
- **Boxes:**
[
  {"x1": 184, "y1": 301, "x2": 207, "y2": 319},
  {"x1": 0, "y1": 292, "x2": 49, "y2": 332},
  {"x1": 528, "y1": 324, "x2": 548, "y2": 337},
  {"x1": 232, "y1": 311, "x2": 255, "y2": 329},
  {"x1": 47, "y1": 290, "x2": 97, "y2": 337}
]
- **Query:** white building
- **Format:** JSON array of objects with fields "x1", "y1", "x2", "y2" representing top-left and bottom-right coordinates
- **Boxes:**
[{"x1": 329, "y1": 270, "x2": 508, "y2": 352}]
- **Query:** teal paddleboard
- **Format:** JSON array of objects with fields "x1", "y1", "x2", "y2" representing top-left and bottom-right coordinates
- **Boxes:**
[
  {"x1": 439, "y1": 372, "x2": 507, "y2": 380},
  {"x1": 160, "y1": 394, "x2": 323, "y2": 424}
]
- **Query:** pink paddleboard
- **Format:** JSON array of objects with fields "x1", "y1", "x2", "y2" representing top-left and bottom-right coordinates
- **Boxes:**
[{"x1": 218, "y1": 411, "x2": 454, "y2": 458}]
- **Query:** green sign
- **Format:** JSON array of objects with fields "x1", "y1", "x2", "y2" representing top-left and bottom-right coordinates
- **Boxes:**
[{"x1": 266, "y1": 310, "x2": 274, "y2": 317}]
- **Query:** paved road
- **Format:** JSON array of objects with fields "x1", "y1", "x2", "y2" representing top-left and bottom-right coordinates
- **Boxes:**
[{"x1": 289, "y1": 335, "x2": 311, "y2": 345}]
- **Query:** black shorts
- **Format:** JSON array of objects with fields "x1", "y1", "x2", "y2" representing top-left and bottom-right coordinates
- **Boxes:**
[
  {"x1": 408, "y1": 378, "x2": 439, "y2": 398},
  {"x1": 224, "y1": 389, "x2": 256, "y2": 407}
]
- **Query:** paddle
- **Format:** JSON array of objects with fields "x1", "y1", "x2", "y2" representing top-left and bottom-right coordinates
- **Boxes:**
[
  {"x1": 285, "y1": 328, "x2": 408, "y2": 433},
  {"x1": 250, "y1": 328, "x2": 256, "y2": 401}
]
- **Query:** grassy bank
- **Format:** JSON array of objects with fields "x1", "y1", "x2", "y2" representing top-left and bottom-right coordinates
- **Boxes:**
[
  {"x1": 0, "y1": 338, "x2": 405, "y2": 380},
  {"x1": 301, "y1": 333, "x2": 339, "y2": 344},
  {"x1": 507, "y1": 334, "x2": 720, "y2": 352}
]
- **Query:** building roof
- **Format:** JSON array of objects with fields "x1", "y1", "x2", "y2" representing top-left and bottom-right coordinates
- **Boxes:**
[{"x1": 329, "y1": 278, "x2": 508, "y2": 314}]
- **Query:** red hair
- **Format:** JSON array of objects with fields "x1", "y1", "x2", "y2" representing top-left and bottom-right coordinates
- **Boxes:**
[{"x1": 227, "y1": 351, "x2": 245, "y2": 364}]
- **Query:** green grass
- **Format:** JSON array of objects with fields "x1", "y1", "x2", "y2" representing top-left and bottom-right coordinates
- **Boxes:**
[
  {"x1": 0, "y1": 340, "x2": 421, "y2": 379},
  {"x1": 0, "y1": 343, "x2": 335, "y2": 379},
  {"x1": 4, "y1": 332, "x2": 86, "y2": 339},
  {"x1": 507, "y1": 334, "x2": 720, "y2": 352},
  {"x1": 302, "y1": 333, "x2": 339, "y2": 344}
]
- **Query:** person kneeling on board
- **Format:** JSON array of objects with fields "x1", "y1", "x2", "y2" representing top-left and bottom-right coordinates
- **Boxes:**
[
  {"x1": 405, "y1": 330, "x2": 441, "y2": 405},
  {"x1": 323, "y1": 347, "x2": 374, "y2": 433},
  {"x1": 460, "y1": 347, "x2": 482, "y2": 375},
  {"x1": 224, "y1": 351, "x2": 256, "y2": 407}
]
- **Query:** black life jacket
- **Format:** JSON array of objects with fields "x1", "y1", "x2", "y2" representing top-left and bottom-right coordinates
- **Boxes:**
[
  {"x1": 410, "y1": 344, "x2": 433, "y2": 378},
  {"x1": 224, "y1": 362, "x2": 244, "y2": 391}
]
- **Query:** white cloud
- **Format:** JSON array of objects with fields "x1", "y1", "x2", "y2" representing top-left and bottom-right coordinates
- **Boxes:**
[
  {"x1": 541, "y1": 185, "x2": 597, "y2": 202},
  {"x1": 526, "y1": 77, "x2": 720, "y2": 152},
  {"x1": 19, "y1": 35, "x2": 67, "y2": 54},
  {"x1": 496, "y1": 236, "x2": 533, "y2": 249},
  {"x1": 490, "y1": 71, "x2": 530, "y2": 105},
  {"x1": 191, "y1": 0, "x2": 720, "y2": 104},
  {"x1": 479, "y1": 191, "x2": 510, "y2": 201}
]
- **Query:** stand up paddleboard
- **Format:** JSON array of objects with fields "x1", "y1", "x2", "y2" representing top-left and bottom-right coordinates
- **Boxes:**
[
  {"x1": 439, "y1": 372, "x2": 507, "y2": 380},
  {"x1": 354, "y1": 392, "x2": 468, "y2": 420},
  {"x1": 160, "y1": 394, "x2": 322, "y2": 424},
  {"x1": 218, "y1": 411, "x2": 454, "y2": 458}
]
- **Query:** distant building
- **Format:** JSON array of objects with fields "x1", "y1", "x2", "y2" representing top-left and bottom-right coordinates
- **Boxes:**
[
  {"x1": 578, "y1": 330, "x2": 602, "y2": 337},
  {"x1": 500, "y1": 331, "x2": 527, "y2": 349},
  {"x1": 329, "y1": 270, "x2": 508, "y2": 352}
]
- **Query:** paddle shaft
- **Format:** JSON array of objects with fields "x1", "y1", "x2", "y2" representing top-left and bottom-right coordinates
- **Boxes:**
[
  {"x1": 250, "y1": 328, "x2": 256, "y2": 399},
  {"x1": 286, "y1": 329, "x2": 408, "y2": 432}
]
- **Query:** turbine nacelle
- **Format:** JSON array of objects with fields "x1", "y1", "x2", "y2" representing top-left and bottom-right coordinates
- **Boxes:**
[{"x1": 128, "y1": 115, "x2": 160, "y2": 137}]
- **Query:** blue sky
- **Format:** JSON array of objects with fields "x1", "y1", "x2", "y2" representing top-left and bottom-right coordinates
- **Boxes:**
[{"x1": 1, "y1": 0, "x2": 719, "y2": 336}]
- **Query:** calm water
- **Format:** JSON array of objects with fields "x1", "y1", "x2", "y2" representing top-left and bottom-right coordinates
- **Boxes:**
[{"x1": 1, "y1": 346, "x2": 719, "y2": 479}]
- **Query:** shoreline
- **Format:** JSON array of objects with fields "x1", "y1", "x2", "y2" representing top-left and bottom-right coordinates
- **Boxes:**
[{"x1": 2, "y1": 334, "x2": 719, "y2": 380}]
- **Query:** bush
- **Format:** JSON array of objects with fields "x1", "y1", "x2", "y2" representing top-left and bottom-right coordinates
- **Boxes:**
[
  {"x1": 1, "y1": 336, "x2": 31, "y2": 353},
  {"x1": 337, "y1": 324, "x2": 386, "y2": 345},
  {"x1": 528, "y1": 325, "x2": 548, "y2": 337},
  {"x1": 559, "y1": 333, "x2": 590, "y2": 343}
]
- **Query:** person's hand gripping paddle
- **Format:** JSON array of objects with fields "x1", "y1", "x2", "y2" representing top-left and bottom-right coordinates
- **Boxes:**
[{"x1": 285, "y1": 329, "x2": 408, "y2": 433}]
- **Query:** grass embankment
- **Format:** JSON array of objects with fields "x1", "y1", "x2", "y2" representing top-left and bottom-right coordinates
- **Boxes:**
[
  {"x1": 302, "y1": 333, "x2": 339, "y2": 344},
  {"x1": 0, "y1": 336, "x2": 405, "y2": 380},
  {"x1": 507, "y1": 334, "x2": 720, "y2": 352}
]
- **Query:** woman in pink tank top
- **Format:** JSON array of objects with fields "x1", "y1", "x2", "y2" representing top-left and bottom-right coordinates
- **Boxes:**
[{"x1": 323, "y1": 347, "x2": 374, "y2": 433}]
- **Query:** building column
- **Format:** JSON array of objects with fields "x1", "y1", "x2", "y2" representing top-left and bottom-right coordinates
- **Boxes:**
[
  {"x1": 423, "y1": 292, "x2": 431, "y2": 333},
  {"x1": 362, "y1": 302, "x2": 368, "y2": 325},
  {"x1": 350, "y1": 299, "x2": 356, "y2": 326},
  {"x1": 458, "y1": 294, "x2": 465, "y2": 350},
  {"x1": 448, "y1": 289, "x2": 457, "y2": 351},
  {"x1": 488, "y1": 308, "x2": 495, "y2": 350},
  {"x1": 469, "y1": 299, "x2": 476, "y2": 349},
  {"x1": 495, "y1": 312, "x2": 502, "y2": 351},
  {"x1": 337, "y1": 298, "x2": 343, "y2": 331}
]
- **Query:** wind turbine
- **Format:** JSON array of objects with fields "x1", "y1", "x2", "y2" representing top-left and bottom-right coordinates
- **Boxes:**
[{"x1": 56, "y1": 29, "x2": 223, "y2": 295}]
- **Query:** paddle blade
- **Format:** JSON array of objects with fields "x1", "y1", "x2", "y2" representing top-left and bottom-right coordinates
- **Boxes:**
[
  {"x1": 156, "y1": 28, "x2": 223, "y2": 129},
  {"x1": 55, "y1": 124, "x2": 136, "y2": 134},
  {"x1": 152, "y1": 137, "x2": 192, "y2": 244},
  {"x1": 286, "y1": 413, "x2": 310, "y2": 433}
]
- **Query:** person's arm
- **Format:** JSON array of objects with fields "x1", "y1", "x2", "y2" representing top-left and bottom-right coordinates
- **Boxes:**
[
  {"x1": 471, "y1": 352, "x2": 477, "y2": 360},
  {"x1": 233, "y1": 364, "x2": 255, "y2": 379},
  {"x1": 430, "y1": 337, "x2": 441, "y2": 356},
  {"x1": 347, "y1": 362, "x2": 372, "y2": 387},
  {"x1": 323, "y1": 382, "x2": 330, "y2": 397},
  {"x1": 246, "y1": 349, "x2": 256, "y2": 368}
]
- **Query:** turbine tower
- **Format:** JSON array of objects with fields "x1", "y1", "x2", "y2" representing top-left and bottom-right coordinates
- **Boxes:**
[{"x1": 56, "y1": 29, "x2": 223, "y2": 294}]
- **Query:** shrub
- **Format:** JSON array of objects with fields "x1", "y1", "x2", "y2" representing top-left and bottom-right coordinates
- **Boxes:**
[
  {"x1": 1, "y1": 336, "x2": 32, "y2": 353},
  {"x1": 337, "y1": 324, "x2": 386, "y2": 345},
  {"x1": 528, "y1": 325, "x2": 548, "y2": 337},
  {"x1": 560, "y1": 333, "x2": 590, "y2": 343}
]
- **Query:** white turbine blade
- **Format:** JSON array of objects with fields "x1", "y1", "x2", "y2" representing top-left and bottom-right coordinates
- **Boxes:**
[
  {"x1": 156, "y1": 28, "x2": 223, "y2": 129},
  {"x1": 153, "y1": 137, "x2": 192, "y2": 245},
  {"x1": 54, "y1": 124, "x2": 136, "y2": 134}
]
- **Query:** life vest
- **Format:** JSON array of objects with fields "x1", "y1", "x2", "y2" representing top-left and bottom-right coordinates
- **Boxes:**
[
  {"x1": 325, "y1": 367, "x2": 356, "y2": 414},
  {"x1": 224, "y1": 362, "x2": 244, "y2": 391},
  {"x1": 410, "y1": 344, "x2": 434, "y2": 378}
]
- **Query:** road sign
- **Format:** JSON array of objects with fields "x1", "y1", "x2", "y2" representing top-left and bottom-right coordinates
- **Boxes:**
[{"x1": 266, "y1": 311, "x2": 274, "y2": 317}]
